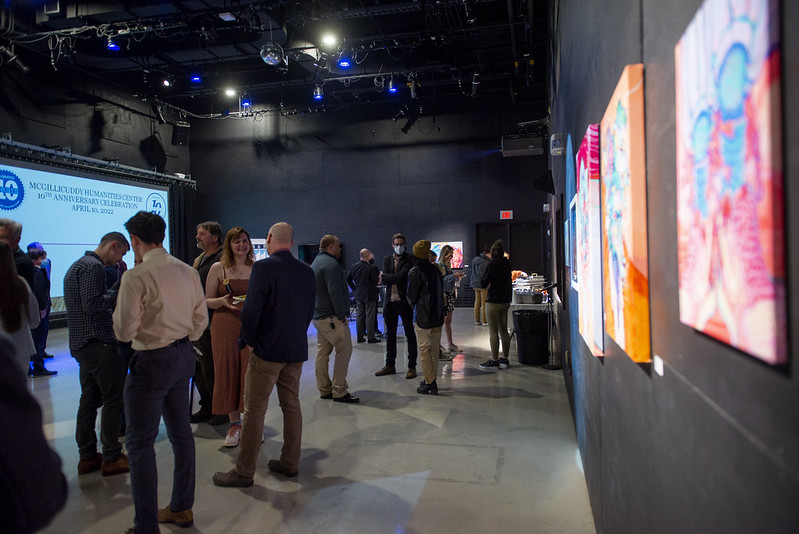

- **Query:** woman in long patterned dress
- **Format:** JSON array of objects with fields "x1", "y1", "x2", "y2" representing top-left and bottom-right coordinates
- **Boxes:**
[{"x1": 205, "y1": 227, "x2": 254, "y2": 448}]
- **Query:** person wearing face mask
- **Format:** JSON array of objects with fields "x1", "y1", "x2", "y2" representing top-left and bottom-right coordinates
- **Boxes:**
[{"x1": 375, "y1": 233, "x2": 418, "y2": 379}]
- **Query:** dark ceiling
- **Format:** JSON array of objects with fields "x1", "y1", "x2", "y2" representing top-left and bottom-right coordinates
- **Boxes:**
[{"x1": 1, "y1": 0, "x2": 549, "y2": 118}]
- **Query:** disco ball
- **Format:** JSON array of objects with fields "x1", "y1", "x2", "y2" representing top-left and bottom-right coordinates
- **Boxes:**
[{"x1": 260, "y1": 42, "x2": 284, "y2": 66}]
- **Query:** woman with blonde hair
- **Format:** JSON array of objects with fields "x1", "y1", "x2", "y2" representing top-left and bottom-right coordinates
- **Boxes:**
[
  {"x1": 205, "y1": 227, "x2": 255, "y2": 447},
  {"x1": 437, "y1": 245, "x2": 466, "y2": 355},
  {"x1": 0, "y1": 241, "x2": 40, "y2": 373}
]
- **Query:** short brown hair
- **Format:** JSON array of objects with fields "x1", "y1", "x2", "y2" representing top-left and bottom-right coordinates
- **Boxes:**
[
  {"x1": 392, "y1": 233, "x2": 406, "y2": 244},
  {"x1": 319, "y1": 234, "x2": 339, "y2": 250}
]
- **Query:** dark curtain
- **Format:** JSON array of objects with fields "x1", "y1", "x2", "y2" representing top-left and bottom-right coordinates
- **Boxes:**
[{"x1": 170, "y1": 183, "x2": 196, "y2": 264}]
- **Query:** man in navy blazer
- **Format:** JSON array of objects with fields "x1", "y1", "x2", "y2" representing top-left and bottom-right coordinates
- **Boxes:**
[
  {"x1": 347, "y1": 248, "x2": 380, "y2": 343},
  {"x1": 213, "y1": 222, "x2": 316, "y2": 487}
]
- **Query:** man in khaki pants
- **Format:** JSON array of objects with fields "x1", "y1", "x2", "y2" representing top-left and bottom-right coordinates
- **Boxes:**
[{"x1": 311, "y1": 235, "x2": 360, "y2": 403}]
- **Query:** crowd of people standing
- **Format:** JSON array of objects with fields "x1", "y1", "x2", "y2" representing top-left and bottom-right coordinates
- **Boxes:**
[{"x1": 1, "y1": 212, "x2": 516, "y2": 534}]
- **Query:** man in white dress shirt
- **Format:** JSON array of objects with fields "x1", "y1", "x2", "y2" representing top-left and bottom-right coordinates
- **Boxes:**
[{"x1": 113, "y1": 211, "x2": 208, "y2": 534}]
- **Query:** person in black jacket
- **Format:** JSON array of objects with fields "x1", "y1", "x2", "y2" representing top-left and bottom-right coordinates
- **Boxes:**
[
  {"x1": 28, "y1": 248, "x2": 51, "y2": 373},
  {"x1": 479, "y1": 240, "x2": 513, "y2": 370},
  {"x1": 407, "y1": 240, "x2": 445, "y2": 395},
  {"x1": 375, "y1": 232, "x2": 418, "y2": 379},
  {"x1": 347, "y1": 248, "x2": 381, "y2": 343},
  {"x1": 0, "y1": 338, "x2": 67, "y2": 533}
]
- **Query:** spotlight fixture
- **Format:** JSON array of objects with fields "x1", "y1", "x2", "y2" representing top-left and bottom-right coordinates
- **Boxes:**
[
  {"x1": 337, "y1": 50, "x2": 352, "y2": 69},
  {"x1": 162, "y1": 77, "x2": 172, "y2": 88},
  {"x1": 321, "y1": 34, "x2": 337, "y2": 48},
  {"x1": 225, "y1": 88, "x2": 236, "y2": 97},
  {"x1": 313, "y1": 84, "x2": 324, "y2": 100},
  {"x1": 260, "y1": 42, "x2": 285, "y2": 67},
  {"x1": 218, "y1": 12, "x2": 236, "y2": 22},
  {"x1": 190, "y1": 73, "x2": 202, "y2": 83},
  {"x1": 107, "y1": 36, "x2": 120, "y2": 51},
  {"x1": 388, "y1": 75, "x2": 397, "y2": 94},
  {"x1": 240, "y1": 93, "x2": 252, "y2": 107}
]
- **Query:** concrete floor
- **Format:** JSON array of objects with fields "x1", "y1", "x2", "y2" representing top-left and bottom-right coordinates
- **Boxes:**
[{"x1": 31, "y1": 308, "x2": 595, "y2": 534}]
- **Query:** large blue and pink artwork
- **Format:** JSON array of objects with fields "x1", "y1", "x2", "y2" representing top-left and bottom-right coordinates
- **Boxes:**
[
  {"x1": 675, "y1": 0, "x2": 786, "y2": 365},
  {"x1": 576, "y1": 124, "x2": 604, "y2": 357},
  {"x1": 601, "y1": 64, "x2": 650, "y2": 363}
]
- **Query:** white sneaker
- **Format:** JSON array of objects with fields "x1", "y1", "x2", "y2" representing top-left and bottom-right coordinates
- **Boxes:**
[
  {"x1": 475, "y1": 321, "x2": 482, "y2": 325},
  {"x1": 224, "y1": 424, "x2": 241, "y2": 448}
]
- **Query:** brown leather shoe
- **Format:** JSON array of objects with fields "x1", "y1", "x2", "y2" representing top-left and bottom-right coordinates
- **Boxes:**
[
  {"x1": 267, "y1": 459, "x2": 299, "y2": 478},
  {"x1": 405, "y1": 367, "x2": 417, "y2": 379},
  {"x1": 158, "y1": 506, "x2": 194, "y2": 527},
  {"x1": 101, "y1": 453, "x2": 130, "y2": 476},
  {"x1": 77, "y1": 452, "x2": 103, "y2": 475},
  {"x1": 213, "y1": 469, "x2": 254, "y2": 487},
  {"x1": 375, "y1": 365, "x2": 396, "y2": 376}
]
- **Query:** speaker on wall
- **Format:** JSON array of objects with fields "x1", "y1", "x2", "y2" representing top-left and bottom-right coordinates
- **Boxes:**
[{"x1": 171, "y1": 121, "x2": 190, "y2": 146}]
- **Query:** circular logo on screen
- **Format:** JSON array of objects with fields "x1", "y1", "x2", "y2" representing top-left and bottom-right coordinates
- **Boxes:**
[
  {"x1": 146, "y1": 193, "x2": 167, "y2": 218},
  {"x1": 0, "y1": 170, "x2": 24, "y2": 211}
]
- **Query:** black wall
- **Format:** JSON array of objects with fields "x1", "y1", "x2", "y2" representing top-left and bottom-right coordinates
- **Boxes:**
[
  {"x1": 551, "y1": 0, "x2": 799, "y2": 532},
  {"x1": 188, "y1": 103, "x2": 550, "y2": 268}
]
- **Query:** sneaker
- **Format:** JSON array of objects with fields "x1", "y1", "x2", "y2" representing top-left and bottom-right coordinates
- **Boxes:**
[
  {"x1": 447, "y1": 344, "x2": 461, "y2": 353},
  {"x1": 101, "y1": 453, "x2": 130, "y2": 476},
  {"x1": 475, "y1": 321, "x2": 482, "y2": 325},
  {"x1": 158, "y1": 506, "x2": 194, "y2": 527},
  {"x1": 417, "y1": 380, "x2": 438, "y2": 395},
  {"x1": 498, "y1": 358, "x2": 510, "y2": 369},
  {"x1": 224, "y1": 423, "x2": 241, "y2": 448},
  {"x1": 438, "y1": 352, "x2": 454, "y2": 361},
  {"x1": 479, "y1": 359, "x2": 500, "y2": 369},
  {"x1": 405, "y1": 367, "x2": 417, "y2": 379},
  {"x1": 375, "y1": 365, "x2": 396, "y2": 376},
  {"x1": 482, "y1": 322, "x2": 489, "y2": 326}
]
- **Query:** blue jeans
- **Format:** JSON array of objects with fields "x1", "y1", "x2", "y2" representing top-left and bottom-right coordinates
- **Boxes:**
[
  {"x1": 73, "y1": 340, "x2": 126, "y2": 461},
  {"x1": 125, "y1": 339, "x2": 196, "y2": 534}
]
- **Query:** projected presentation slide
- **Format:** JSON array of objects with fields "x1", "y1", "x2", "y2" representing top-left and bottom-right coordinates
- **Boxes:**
[{"x1": 0, "y1": 161, "x2": 170, "y2": 301}]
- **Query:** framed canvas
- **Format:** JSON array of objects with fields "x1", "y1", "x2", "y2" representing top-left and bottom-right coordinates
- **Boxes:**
[
  {"x1": 675, "y1": 0, "x2": 786, "y2": 365},
  {"x1": 600, "y1": 64, "x2": 651, "y2": 363},
  {"x1": 431, "y1": 241, "x2": 464, "y2": 268},
  {"x1": 576, "y1": 124, "x2": 604, "y2": 356},
  {"x1": 570, "y1": 197, "x2": 577, "y2": 284}
]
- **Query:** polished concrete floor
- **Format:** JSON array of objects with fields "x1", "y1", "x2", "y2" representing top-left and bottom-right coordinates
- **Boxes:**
[{"x1": 31, "y1": 308, "x2": 595, "y2": 534}]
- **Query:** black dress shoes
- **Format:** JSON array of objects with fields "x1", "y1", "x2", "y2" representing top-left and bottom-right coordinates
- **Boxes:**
[
  {"x1": 417, "y1": 380, "x2": 438, "y2": 395},
  {"x1": 190, "y1": 410, "x2": 212, "y2": 424},
  {"x1": 333, "y1": 393, "x2": 360, "y2": 403}
]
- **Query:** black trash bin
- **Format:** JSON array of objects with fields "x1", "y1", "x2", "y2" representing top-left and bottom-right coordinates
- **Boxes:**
[{"x1": 513, "y1": 309, "x2": 549, "y2": 365}]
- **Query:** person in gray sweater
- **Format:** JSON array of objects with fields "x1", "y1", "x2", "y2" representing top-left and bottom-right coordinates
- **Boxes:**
[{"x1": 311, "y1": 235, "x2": 360, "y2": 403}]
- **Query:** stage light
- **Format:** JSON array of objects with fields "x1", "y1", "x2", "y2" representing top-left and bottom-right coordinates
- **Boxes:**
[
  {"x1": 107, "y1": 36, "x2": 119, "y2": 50},
  {"x1": 225, "y1": 88, "x2": 236, "y2": 97},
  {"x1": 260, "y1": 42, "x2": 285, "y2": 66},
  {"x1": 388, "y1": 75, "x2": 397, "y2": 94},
  {"x1": 190, "y1": 73, "x2": 202, "y2": 83},
  {"x1": 218, "y1": 12, "x2": 236, "y2": 22},
  {"x1": 313, "y1": 84, "x2": 324, "y2": 100},
  {"x1": 337, "y1": 50, "x2": 351, "y2": 69},
  {"x1": 162, "y1": 78, "x2": 172, "y2": 88},
  {"x1": 322, "y1": 34, "x2": 337, "y2": 48},
  {"x1": 241, "y1": 93, "x2": 251, "y2": 107}
]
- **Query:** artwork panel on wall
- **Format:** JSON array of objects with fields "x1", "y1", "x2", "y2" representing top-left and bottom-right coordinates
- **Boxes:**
[
  {"x1": 675, "y1": 0, "x2": 786, "y2": 365},
  {"x1": 576, "y1": 124, "x2": 604, "y2": 357},
  {"x1": 570, "y1": 197, "x2": 578, "y2": 285},
  {"x1": 431, "y1": 241, "x2": 464, "y2": 268},
  {"x1": 600, "y1": 63, "x2": 651, "y2": 363}
]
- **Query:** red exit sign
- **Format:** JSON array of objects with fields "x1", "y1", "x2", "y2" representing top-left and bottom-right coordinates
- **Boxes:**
[{"x1": 500, "y1": 210, "x2": 514, "y2": 220}]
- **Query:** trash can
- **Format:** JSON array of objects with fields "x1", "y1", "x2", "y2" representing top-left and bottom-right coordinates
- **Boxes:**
[{"x1": 513, "y1": 309, "x2": 549, "y2": 365}]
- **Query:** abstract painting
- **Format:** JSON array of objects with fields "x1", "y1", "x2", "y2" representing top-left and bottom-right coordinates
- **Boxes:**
[
  {"x1": 431, "y1": 241, "x2": 464, "y2": 268},
  {"x1": 675, "y1": 0, "x2": 785, "y2": 365},
  {"x1": 601, "y1": 64, "x2": 651, "y2": 363},
  {"x1": 576, "y1": 124, "x2": 604, "y2": 357}
]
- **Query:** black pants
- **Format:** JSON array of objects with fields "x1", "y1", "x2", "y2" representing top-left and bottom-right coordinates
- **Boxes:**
[{"x1": 383, "y1": 300, "x2": 417, "y2": 367}]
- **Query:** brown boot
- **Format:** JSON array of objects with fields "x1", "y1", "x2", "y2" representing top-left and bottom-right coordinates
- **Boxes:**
[
  {"x1": 405, "y1": 367, "x2": 417, "y2": 379},
  {"x1": 77, "y1": 452, "x2": 103, "y2": 475},
  {"x1": 375, "y1": 365, "x2": 396, "y2": 376}
]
